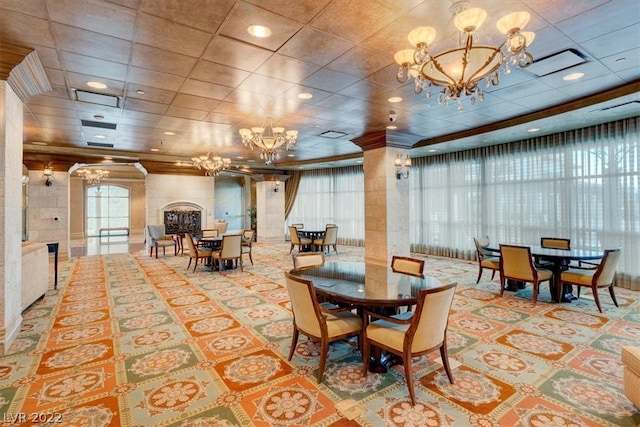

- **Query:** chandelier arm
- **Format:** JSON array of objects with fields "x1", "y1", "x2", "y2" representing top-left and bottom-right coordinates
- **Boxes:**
[
  {"x1": 421, "y1": 59, "x2": 457, "y2": 88},
  {"x1": 466, "y1": 47, "x2": 503, "y2": 84}
]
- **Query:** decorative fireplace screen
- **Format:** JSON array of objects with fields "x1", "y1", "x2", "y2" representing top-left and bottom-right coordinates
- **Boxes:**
[{"x1": 164, "y1": 210, "x2": 201, "y2": 236}]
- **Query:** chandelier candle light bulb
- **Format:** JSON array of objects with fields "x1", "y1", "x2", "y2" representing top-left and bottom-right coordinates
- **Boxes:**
[{"x1": 394, "y1": 1, "x2": 535, "y2": 111}]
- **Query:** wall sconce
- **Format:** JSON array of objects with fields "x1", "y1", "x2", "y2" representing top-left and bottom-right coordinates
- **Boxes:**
[
  {"x1": 274, "y1": 180, "x2": 280, "y2": 192},
  {"x1": 394, "y1": 154, "x2": 411, "y2": 180},
  {"x1": 43, "y1": 162, "x2": 54, "y2": 186}
]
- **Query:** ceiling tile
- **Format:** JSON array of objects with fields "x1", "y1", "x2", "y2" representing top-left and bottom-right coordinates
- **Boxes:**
[
  {"x1": 45, "y1": 0, "x2": 137, "y2": 40},
  {"x1": 131, "y1": 44, "x2": 197, "y2": 77},
  {"x1": 134, "y1": 13, "x2": 213, "y2": 57}
]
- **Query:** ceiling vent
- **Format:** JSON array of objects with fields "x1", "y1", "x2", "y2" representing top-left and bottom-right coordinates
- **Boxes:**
[
  {"x1": 87, "y1": 141, "x2": 114, "y2": 148},
  {"x1": 524, "y1": 49, "x2": 587, "y2": 77},
  {"x1": 81, "y1": 119, "x2": 117, "y2": 130},
  {"x1": 598, "y1": 101, "x2": 640, "y2": 111},
  {"x1": 70, "y1": 88, "x2": 121, "y2": 108},
  {"x1": 319, "y1": 130, "x2": 348, "y2": 139}
]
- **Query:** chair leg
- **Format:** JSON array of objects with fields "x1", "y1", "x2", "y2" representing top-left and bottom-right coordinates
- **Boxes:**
[
  {"x1": 499, "y1": 276, "x2": 506, "y2": 297},
  {"x1": 317, "y1": 339, "x2": 329, "y2": 383},
  {"x1": 288, "y1": 328, "x2": 299, "y2": 361},
  {"x1": 532, "y1": 281, "x2": 538, "y2": 306},
  {"x1": 476, "y1": 268, "x2": 482, "y2": 284},
  {"x1": 403, "y1": 350, "x2": 416, "y2": 405},
  {"x1": 289, "y1": 244, "x2": 294, "y2": 254},
  {"x1": 249, "y1": 251, "x2": 253, "y2": 265},
  {"x1": 362, "y1": 342, "x2": 370, "y2": 376},
  {"x1": 490, "y1": 270, "x2": 496, "y2": 280},
  {"x1": 592, "y1": 286, "x2": 603, "y2": 313},
  {"x1": 193, "y1": 258, "x2": 198, "y2": 272},
  {"x1": 187, "y1": 258, "x2": 192, "y2": 269},
  {"x1": 440, "y1": 343, "x2": 454, "y2": 384},
  {"x1": 608, "y1": 284, "x2": 619, "y2": 308}
]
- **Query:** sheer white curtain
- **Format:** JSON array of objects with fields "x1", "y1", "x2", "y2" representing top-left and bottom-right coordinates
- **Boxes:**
[
  {"x1": 411, "y1": 117, "x2": 640, "y2": 290},
  {"x1": 287, "y1": 166, "x2": 364, "y2": 246}
]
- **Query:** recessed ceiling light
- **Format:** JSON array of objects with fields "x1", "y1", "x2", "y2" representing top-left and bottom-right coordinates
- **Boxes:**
[
  {"x1": 87, "y1": 81, "x2": 107, "y2": 89},
  {"x1": 136, "y1": 89, "x2": 145, "y2": 95},
  {"x1": 615, "y1": 57, "x2": 627, "y2": 63},
  {"x1": 563, "y1": 72, "x2": 584, "y2": 81},
  {"x1": 236, "y1": 156, "x2": 244, "y2": 160},
  {"x1": 287, "y1": 154, "x2": 295, "y2": 157},
  {"x1": 297, "y1": 92, "x2": 313, "y2": 99},
  {"x1": 150, "y1": 148, "x2": 160, "y2": 152},
  {"x1": 388, "y1": 96, "x2": 403, "y2": 103},
  {"x1": 163, "y1": 131, "x2": 175, "y2": 136},
  {"x1": 428, "y1": 149, "x2": 437, "y2": 152},
  {"x1": 356, "y1": 160, "x2": 363, "y2": 163},
  {"x1": 93, "y1": 114, "x2": 104, "y2": 120},
  {"x1": 527, "y1": 127, "x2": 540, "y2": 132},
  {"x1": 386, "y1": 125, "x2": 397, "y2": 130},
  {"x1": 247, "y1": 25, "x2": 271, "y2": 38},
  {"x1": 94, "y1": 134, "x2": 106, "y2": 139},
  {"x1": 103, "y1": 156, "x2": 113, "y2": 160},
  {"x1": 248, "y1": 159, "x2": 255, "y2": 163}
]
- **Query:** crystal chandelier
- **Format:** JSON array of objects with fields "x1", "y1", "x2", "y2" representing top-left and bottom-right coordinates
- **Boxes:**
[
  {"x1": 77, "y1": 168, "x2": 110, "y2": 184},
  {"x1": 238, "y1": 116, "x2": 298, "y2": 165},
  {"x1": 191, "y1": 152, "x2": 231, "y2": 176},
  {"x1": 394, "y1": 1, "x2": 535, "y2": 111}
]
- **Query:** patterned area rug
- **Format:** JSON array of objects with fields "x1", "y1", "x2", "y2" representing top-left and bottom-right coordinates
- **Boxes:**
[{"x1": 1, "y1": 242, "x2": 639, "y2": 426}]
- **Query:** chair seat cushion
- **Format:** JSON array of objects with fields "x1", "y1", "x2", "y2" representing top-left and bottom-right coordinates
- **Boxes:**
[
  {"x1": 561, "y1": 268, "x2": 596, "y2": 286},
  {"x1": 313, "y1": 238, "x2": 324, "y2": 245},
  {"x1": 323, "y1": 312, "x2": 362, "y2": 336},
  {"x1": 622, "y1": 346, "x2": 640, "y2": 374},
  {"x1": 155, "y1": 239, "x2": 176, "y2": 247},
  {"x1": 535, "y1": 268, "x2": 553, "y2": 281},
  {"x1": 481, "y1": 257, "x2": 500, "y2": 269},
  {"x1": 300, "y1": 238, "x2": 312, "y2": 244},
  {"x1": 366, "y1": 320, "x2": 410, "y2": 352}
]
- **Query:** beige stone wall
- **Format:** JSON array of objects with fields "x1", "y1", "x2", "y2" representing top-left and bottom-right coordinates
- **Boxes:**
[{"x1": 256, "y1": 180, "x2": 285, "y2": 243}]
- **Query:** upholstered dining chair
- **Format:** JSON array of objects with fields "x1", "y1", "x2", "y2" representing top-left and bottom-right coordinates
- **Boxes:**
[
  {"x1": 284, "y1": 272, "x2": 362, "y2": 383},
  {"x1": 499, "y1": 244, "x2": 553, "y2": 305},
  {"x1": 147, "y1": 225, "x2": 177, "y2": 258},
  {"x1": 313, "y1": 226, "x2": 338, "y2": 254},
  {"x1": 184, "y1": 234, "x2": 213, "y2": 272},
  {"x1": 391, "y1": 255, "x2": 425, "y2": 277},
  {"x1": 289, "y1": 226, "x2": 312, "y2": 253},
  {"x1": 210, "y1": 234, "x2": 243, "y2": 273},
  {"x1": 473, "y1": 236, "x2": 500, "y2": 283},
  {"x1": 241, "y1": 229, "x2": 255, "y2": 265},
  {"x1": 362, "y1": 283, "x2": 458, "y2": 405},
  {"x1": 540, "y1": 237, "x2": 571, "y2": 250},
  {"x1": 292, "y1": 252, "x2": 325, "y2": 269},
  {"x1": 198, "y1": 228, "x2": 219, "y2": 248},
  {"x1": 559, "y1": 248, "x2": 621, "y2": 313},
  {"x1": 291, "y1": 223, "x2": 304, "y2": 229}
]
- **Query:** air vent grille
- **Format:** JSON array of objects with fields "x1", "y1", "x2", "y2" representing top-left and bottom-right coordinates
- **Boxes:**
[
  {"x1": 71, "y1": 88, "x2": 121, "y2": 107},
  {"x1": 524, "y1": 49, "x2": 587, "y2": 77},
  {"x1": 87, "y1": 141, "x2": 114, "y2": 148},
  {"x1": 81, "y1": 119, "x2": 117, "y2": 129},
  {"x1": 319, "y1": 131, "x2": 348, "y2": 139}
]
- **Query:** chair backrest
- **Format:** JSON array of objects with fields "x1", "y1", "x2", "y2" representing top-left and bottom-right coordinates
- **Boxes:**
[
  {"x1": 407, "y1": 283, "x2": 457, "y2": 352},
  {"x1": 500, "y1": 244, "x2": 536, "y2": 281},
  {"x1": 540, "y1": 237, "x2": 570, "y2": 250},
  {"x1": 292, "y1": 252, "x2": 325, "y2": 269},
  {"x1": 147, "y1": 225, "x2": 165, "y2": 243},
  {"x1": 242, "y1": 229, "x2": 254, "y2": 245},
  {"x1": 284, "y1": 272, "x2": 323, "y2": 337},
  {"x1": 322, "y1": 226, "x2": 338, "y2": 244},
  {"x1": 289, "y1": 226, "x2": 302, "y2": 245},
  {"x1": 291, "y1": 223, "x2": 304, "y2": 229},
  {"x1": 391, "y1": 255, "x2": 424, "y2": 277},
  {"x1": 473, "y1": 236, "x2": 493, "y2": 260},
  {"x1": 185, "y1": 234, "x2": 201, "y2": 256},
  {"x1": 325, "y1": 223, "x2": 336, "y2": 227},
  {"x1": 219, "y1": 234, "x2": 242, "y2": 258},
  {"x1": 594, "y1": 249, "x2": 621, "y2": 286},
  {"x1": 202, "y1": 228, "x2": 219, "y2": 238}
]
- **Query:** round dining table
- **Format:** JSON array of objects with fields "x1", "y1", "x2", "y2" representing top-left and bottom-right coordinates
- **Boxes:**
[{"x1": 289, "y1": 261, "x2": 446, "y2": 372}]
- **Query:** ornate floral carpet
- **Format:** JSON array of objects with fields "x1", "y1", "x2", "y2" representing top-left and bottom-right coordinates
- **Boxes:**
[{"x1": 1, "y1": 242, "x2": 639, "y2": 426}]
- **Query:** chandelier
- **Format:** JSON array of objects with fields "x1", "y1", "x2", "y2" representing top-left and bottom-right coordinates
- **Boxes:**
[
  {"x1": 191, "y1": 152, "x2": 231, "y2": 176},
  {"x1": 77, "y1": 168, "x2": 110, "y2": 184},
  {"x1": 394, "y1": 1, "x2": 535, "y2": 111},
  {"x1": 239, "y1": 117, "x2": 298, "y2": 165}
]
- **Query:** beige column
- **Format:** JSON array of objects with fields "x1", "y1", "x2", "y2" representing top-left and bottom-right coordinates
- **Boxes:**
[
  {"x1": 252, "y1": 174, "x2": 289, "y2": 244},
  {"x1": 353, "y1": 130, "x2": 420, "y2": 267},
  {"x1": 0, "y1": 81, "x2": 25, "y2": 354}
]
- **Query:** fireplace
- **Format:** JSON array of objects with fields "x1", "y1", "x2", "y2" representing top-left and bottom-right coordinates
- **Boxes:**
[{"x1": 164, "y1": 210, "x2": 201, "y2": 236}]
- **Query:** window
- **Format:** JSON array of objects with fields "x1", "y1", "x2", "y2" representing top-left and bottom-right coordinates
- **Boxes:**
[{"x1": 86, "y1": 185, "x2": 130, "y2": 237}]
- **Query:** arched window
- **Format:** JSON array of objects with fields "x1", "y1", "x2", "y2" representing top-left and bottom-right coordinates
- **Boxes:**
[{"x1": 86, "y1": 185, "x2": 130, "y2": 237}]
